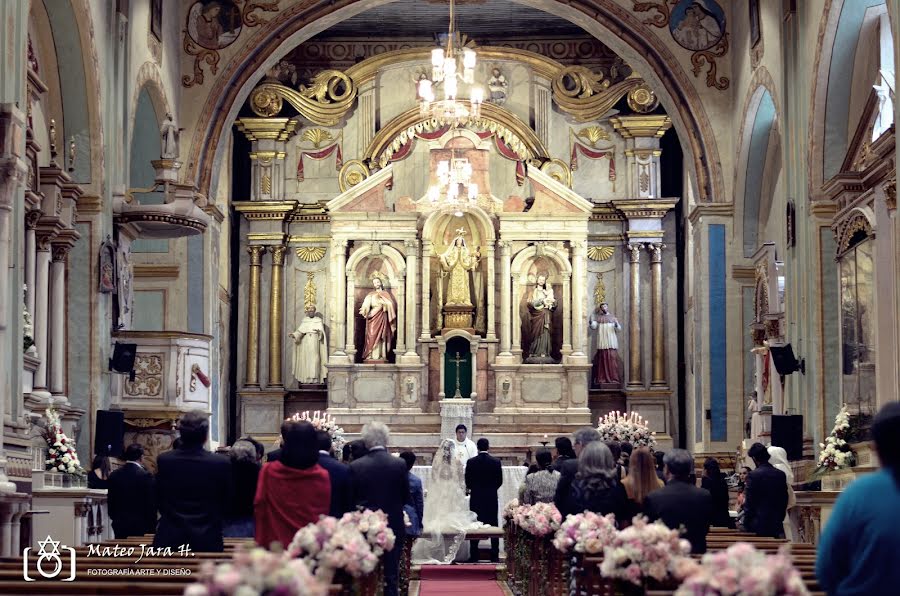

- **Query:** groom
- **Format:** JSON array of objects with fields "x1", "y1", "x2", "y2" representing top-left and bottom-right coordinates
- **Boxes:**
[{"x1": 465, "y1": 438, "x2": 503, "y2": 562}]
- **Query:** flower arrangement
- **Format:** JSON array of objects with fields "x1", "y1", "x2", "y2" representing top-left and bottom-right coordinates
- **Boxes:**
[
  {"x1": 597, "y1": 411, "x2": 657, "y2": 449},
  {"x1": 675, "y1": 542, "x2": 809, "y2": 595},
  {"x1": 185, "y1": 546, "x2": 327, "y2": 596},
  {"x1": 42, "y1": 408, "x2": 85, "y2": 477},
  {"x1": 815, "y1": 405, "x2": 856, "y2": 474},
  {"x1": 289, "y1": 411, "x2": 346, "y2": 453},
  {"x1": 287, "y1": 510, "x2": 394, "y2": 582},
  {"x1": 512, "y1": 502, "x2": 563, "y2": 537},
  {"x1": 599, "y1": 515, "x2": 691, "y2": 586},
  {"x1": 552, "y1": 512, "x2": 618, "y2": 554},
  {"x1": 502, "y1": 498, "x2": 520, "y2": 520}
]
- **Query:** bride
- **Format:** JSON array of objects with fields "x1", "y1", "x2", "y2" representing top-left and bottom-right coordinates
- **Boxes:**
[{"x1": 411, "y1": 439, "x2": 484, "y2": 564}]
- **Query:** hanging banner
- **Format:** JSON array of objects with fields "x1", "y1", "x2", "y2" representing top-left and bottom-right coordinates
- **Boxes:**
[
  {"x1": 570, "y1": 141, "x2": 616, "y2": 182},
  {"x1": 297, "y1": 143, "x2": 342, "y2": 181}
]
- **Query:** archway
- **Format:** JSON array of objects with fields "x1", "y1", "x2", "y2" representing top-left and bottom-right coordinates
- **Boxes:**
[{"x1": 739, "y1": 87, "x2": 780, "y2": 257}]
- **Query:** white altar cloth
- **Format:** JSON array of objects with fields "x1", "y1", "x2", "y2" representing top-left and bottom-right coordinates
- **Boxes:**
[{"x1": 411, "y1": 465, "x2": 528, "y2": 527}]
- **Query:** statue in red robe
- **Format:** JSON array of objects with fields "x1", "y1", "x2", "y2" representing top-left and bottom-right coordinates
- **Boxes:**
[{"x1": 359, "y1": 276, "x2": 396, "y2": 361}]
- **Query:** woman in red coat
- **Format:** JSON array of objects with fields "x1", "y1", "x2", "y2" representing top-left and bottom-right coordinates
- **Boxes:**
[{"x1": 255, "y1": 420, "x2": 331, "y2": 549}]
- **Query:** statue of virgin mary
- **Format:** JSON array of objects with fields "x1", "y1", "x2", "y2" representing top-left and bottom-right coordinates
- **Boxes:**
[{"x1": 438, "y1": 229, "x2": 480, "y2": 307}]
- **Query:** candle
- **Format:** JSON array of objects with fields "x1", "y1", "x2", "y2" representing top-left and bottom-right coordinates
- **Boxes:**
[{"x1": 543, "y1": 434, "x2": 548, "y2": 439}]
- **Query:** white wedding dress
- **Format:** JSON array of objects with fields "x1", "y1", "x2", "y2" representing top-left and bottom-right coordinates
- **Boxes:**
[{"x1": 411, "y1": 439, "x2": 485, "y2": 564}]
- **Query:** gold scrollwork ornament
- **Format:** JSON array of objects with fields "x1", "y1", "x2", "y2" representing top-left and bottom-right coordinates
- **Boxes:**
[
  {"x1": 539, "y1": 158, "x2": 573, "y2": 188},
  {"x1": 339, "y1": 159, "x2": 370, "y2": 193},
  {"x1": 251, "y1": 87, "x2": 283, "y2": 117},
  {"x1": 627, "y1": 84, "x2": 659, "y2": 113}
]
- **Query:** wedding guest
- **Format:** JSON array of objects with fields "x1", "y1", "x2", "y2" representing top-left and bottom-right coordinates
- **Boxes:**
[
  {"x1": 351, "y1": 422, "x2": 409, "y2": 596},
  {"x1": 465, "y1": 438, "x2": 503, "y2": 562},
  {"x1": 317, "y1": 430, "x2": 352, "y2": 517},
  {"x1": 701, "y1": 457, "x2": 733, "y2": 528},
  {"x1": 154, "y1": 411, "x2": 233, "y2": 552},
  {"x1": 399, "y1": 451, "x2": 424, "y2": 538},
  {"x1": 341, "y1": 443, "x2": 352, "y2": 463},
  {"x1": 223, "y1": 440, "x2": 260, "y2": 538},
  {"x1": 654, "y1": 450, "x2": 666, "y2": 483},
  {"x1": 240, "y1": 436, "x2": 266, "y2": 463},
  {"x1": 620, "y1": 442, "x2": 634, "y2": 471},
  {"x1": 552, "y1": 437, "x2": 577, "y2": 471},
  {"x1": 817, "y1": 402, "x2": 900, "y2": 595},
  {"x1": 743, "y1": 442, "x2": 788, "y2": 538},
  {"x1": 107, "y1": 444, "x2": 156, "y2": 539},
  {"x1": 349, "y1": 439, "x2": 368, "y2": 462},
  {"x1": 522, "y1": 449, "x2": 560, "y2": 505},
  {"x1": 560, "y1": 441, "x2": 627, "y2": 520},
  {"x1": 88, "y1": 454, "x2": 110, "y2": 490},
  {"x1": 554, "y1": 427, "x2": 600, "y2": 513},
  {"x1": 255, "y1": 420, "x2": 330, "y2": 549},
  {"x1": 644, "y1": 449, "x2": 712, "y2": 554},
  {"x1": 622, "y1": 447, "x2": 663, "y2": 520},
  {"x1": 768, "y1": 446, "x2": 796, "y2": 540},
  {"x1": 605, "y1": 441, "x2": 624, "y2": 480}
]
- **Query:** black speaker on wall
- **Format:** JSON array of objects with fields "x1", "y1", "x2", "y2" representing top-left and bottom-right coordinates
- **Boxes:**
[
  {"x1": 94, "y1": 410, "x2": 125, "y2": 457},
  {"x1": 109, "y1": 342, "x2": 137, "y2": 378},
  {"x1": 771, "y1": 414, "x2": 803, "y2": 461},
  {"x1": 770, "y1": 343, "x2": 805, "y2": 375}
]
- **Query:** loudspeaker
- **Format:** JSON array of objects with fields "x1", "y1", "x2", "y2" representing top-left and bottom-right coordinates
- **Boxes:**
[
  {"x1": 770, "y1": 343, "x2": 805, "y2": 375},
  {"x1": 771, "y1": 415, "x2": 803, "y2": 461},
  {"x1": 109, "y1": 343, "x2": 137, "y2": 374},
  {"x1": 94, "y1": 410, "x2": 125, "y2": 457}
]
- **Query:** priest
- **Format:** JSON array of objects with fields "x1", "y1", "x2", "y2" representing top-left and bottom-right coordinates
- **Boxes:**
[
  {"x1": 452, "y1": 424, "x2": 478, "y2": 463},
  {"x1": 290, "y1": 304, "x2": 328, "y2": 384}
]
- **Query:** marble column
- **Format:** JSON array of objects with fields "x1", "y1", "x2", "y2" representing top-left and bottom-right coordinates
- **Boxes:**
[
  {"x1": 395, "y1": 274, "x2": 406, "y2": 354},
  {"x1": 404, "y1": 240, "x2": 418, "y2": 354},
  {"x1": 32, "y1": 237, "x2": 52, "y2": 395},
  {"x1": 562, "y1": 273, "x2": 572, "y2": 353},
  {"x1": 24, "y1": 212, "x2": 39, "y2": 318},
  {"x1": 345, "y1": 274, "x2": 356, "y2": 354},
  {"x1": 627, "y1": 243, "x2": 643, "y2": 387},
  {"x1": 571, "y1": 241, "x2": 587, "y2": 356},
  {"x1": 245, "y1": 245, "x2": 266, "y2": 387},
  {"x1": 49, "y1": 245, "x2": 68, "y2": 398},
  {"x1": 268, "y1": 245, "x2": 287, "y2": 388},
  {"x1": 649, "y1": 243, "x2": 667, "y2": 387},
  {"x1": 485, "y1": 243, "x2": 496, "y2": 340},
  {"x1": 420, "y1": 242, "x2": 432, "y2": 339},
  {"x1": 332, "y1": 239, "x2": 347, "y2": 355},
  {"x1": 498, "y1": 241, "x2": 512, "y2": 355}
]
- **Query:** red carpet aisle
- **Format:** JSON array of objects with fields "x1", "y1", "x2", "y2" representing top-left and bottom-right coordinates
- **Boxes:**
[{"x1": 418, "y1": 564, "x2": 506, "y2": 596}]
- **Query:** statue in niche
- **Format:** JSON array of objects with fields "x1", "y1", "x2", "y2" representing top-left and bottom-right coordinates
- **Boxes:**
[
  {"x1": 160, "y1": 113, "x2": 181, "y2": 159},
  {"x1": 488, "y1": 68, "x2": 508, "y2": 105},
  {"x1": 290, "y1": 304, "x2": 328, "y2": 384},
  {"x1": 590, "y1": 302, "x2": 621, "y2": 385},
  {"x1": 438, "y1": 228, "x2": 480, "y2": 306},
  {"x1": 524, "y1": 272, "x2": 557, "y2": 363},
  {"x1": 359, "y1": 274, "x2": 396, "y2": 362}
]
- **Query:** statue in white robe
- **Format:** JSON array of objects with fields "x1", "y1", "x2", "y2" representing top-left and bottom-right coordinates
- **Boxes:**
[{"x1": 290, "y1": 306, "x2": 328, "y2": 384}]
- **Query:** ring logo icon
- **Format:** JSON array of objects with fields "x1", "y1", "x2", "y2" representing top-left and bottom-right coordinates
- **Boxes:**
[{"x1": 23, "y1": 535, "x2": 76, "y2": 581}]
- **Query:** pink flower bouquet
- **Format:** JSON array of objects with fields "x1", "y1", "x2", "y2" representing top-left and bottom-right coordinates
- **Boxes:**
[
  {"x1": 339, "y1": 509, "x2": 396, "y2": 557},
  {"x1": 599, "y1": 515, "x2": 691, "y2": 586},
  {"x1": 513, "y1": 502, "x2": 563, "y2": 537},
  {"x1": 185, "y1": 546, "x2": 327, "y2": 596},
  {"x1": 675, "y1": 542, "x2": 810, "y2": 595},
  {"x1": 596, "y1": 411, "x2": 657, "y2": 449},
  {"x1": 552, "y1": 512, "x2": 618, "y2": 554}
]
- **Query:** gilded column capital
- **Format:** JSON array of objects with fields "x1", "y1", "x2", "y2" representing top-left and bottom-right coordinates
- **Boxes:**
[
  {"x1": 247, "y1": 245, "x2": 266, "y2": 266},
  {"x1": 497, "y1": 240, "x2": 511, "y2": 253},
  {"x1": 570, "y1": 240, "x2": 587, "y2": 252},
  {"x1": 627, "y1": 243, "x2": 643, "y2": 263},
  {"x1": 648, "y1": 243, "x2": 666, "y2": 263},
  {"x1": 403, "y1": 239, "x2": 420, "y2": 251},
  {"x1": 270, "y1": 245, "x2": 287, "y2": 266},
  {"x1": 330, "y1": 238, "x2": 348, "y2": 251}
]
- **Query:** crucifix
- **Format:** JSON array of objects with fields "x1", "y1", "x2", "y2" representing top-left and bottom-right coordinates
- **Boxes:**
[{"x1": 450, "y1": 351, "x2": 466, "y2": 398}]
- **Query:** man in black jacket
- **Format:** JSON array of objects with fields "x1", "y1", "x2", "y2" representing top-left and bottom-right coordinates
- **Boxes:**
[
  {"x1": 107, "y1": 444, "x2": 156, "y2": 538},
  {"x1": 553, "y1": 427, "x2": 601, "y2": 514},
  {"x1": 153, "y1": 411, "x2": 233, "y2": 552},
  {"x1": 316, "y1": 430, "x2": 352, "y2": 517},
  {"x1": 465, "y1": 438, "x2": 503, "y2": 562},
  {"x1": 744, "y1": 442, "x2": 788, "y2": 538},
  {"x1": 350, "y1": 421, "x2": 409, "y2": 596},
  {"x1": 644, "y1": 449, "x2": 712, "y2": 554}
]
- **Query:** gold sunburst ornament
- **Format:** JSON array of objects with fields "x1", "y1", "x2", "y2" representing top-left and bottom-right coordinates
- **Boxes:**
[
  {"x1": 587, "y1": 246, "x2": 615, "y2": 261},
  {"x1": 576, "y1": 126, "x2": 611, "y2": 148},
  {"x1": 295, "y1": 246, "x2": 326, "y2": 262},
  {"x1": 301, "y1": 128, "x2": 334, "y2": 149}
]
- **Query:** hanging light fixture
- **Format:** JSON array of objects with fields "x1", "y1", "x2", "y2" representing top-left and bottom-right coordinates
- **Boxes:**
[
  {"x1": 427, "y1": 149, "x2": 479, "y2": 215},
  {"x1": 418, "y1": 0, "x2": 484, "y2": 125}
]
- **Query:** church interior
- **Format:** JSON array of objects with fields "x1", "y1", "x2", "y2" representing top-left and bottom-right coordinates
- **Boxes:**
[{"x1": 0, "y1": 0, "x2": 898, "y2": 592}]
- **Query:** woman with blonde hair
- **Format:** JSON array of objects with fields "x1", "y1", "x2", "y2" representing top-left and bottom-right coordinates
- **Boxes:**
[{"x1": 622, "y1": 447, "x2": 663, "y2": 520}]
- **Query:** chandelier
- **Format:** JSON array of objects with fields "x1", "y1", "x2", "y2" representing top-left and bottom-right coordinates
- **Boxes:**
[
  {"x1": 427, "y1": 151, "x2": 479, "y2": 215},
  {"x1": 417, "y1": 0, "x2": 484, "y2": 124}
]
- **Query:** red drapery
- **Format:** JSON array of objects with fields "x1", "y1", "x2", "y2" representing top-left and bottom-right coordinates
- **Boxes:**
[
  {"x1": 297, "y1": 144, "x2": 342, "y2": 181},
  {"x1": 570, "y1": 141, "x2": 616, "y2": 181}
]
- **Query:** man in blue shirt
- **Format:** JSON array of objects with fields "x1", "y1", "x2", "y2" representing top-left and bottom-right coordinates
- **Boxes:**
[{"x1": 816, "y1": 402, "x2": 900, "y2": 595}]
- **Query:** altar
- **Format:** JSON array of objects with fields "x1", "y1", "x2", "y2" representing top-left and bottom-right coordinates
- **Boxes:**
[{"x1": 412, "y1": 464, "x2": 527, "y2": 528}]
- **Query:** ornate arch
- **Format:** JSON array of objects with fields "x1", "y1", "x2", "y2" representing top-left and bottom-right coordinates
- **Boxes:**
[
  {"x1": 130, "y1": 62, "x2": 173, "y2": 150},
  {"x1": 510, "y1": 244, "x2": 573, "y2": 282},
  {"x1": 834, "y1": 207, "x2": 876, "y2": 256},
  {"x1": 183, "y1": 0, "x2": 724, "y2": 206},
  {"x1": 345, "y1": 242, "x2": 406, "y2": 286},
  {"x1": 422, "y1": 206, "x2": 496, "y2": 243}
]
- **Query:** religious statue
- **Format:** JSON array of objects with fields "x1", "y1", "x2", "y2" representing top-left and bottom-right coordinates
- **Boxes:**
[
  {"x1": 358, "y1": 274, "x2": 397, "y2": 362},
  {"x1": 590, "y1": 302, "x2": 621, "y2": 385},
  {"x1": 160, "y1": 113, "x2": 180, "y2": 159},
  {"x1": 487, "y1": 68, "x2": 508, "y2": 105},
  {"x1": 525, "y1": 273, "x2": 556, "y2": 362},
  {"x1": 438, "y1": 229, "x2": 480, "y2": 306},
  {"x1": 290, "y1": 305, "x2": 328, "y2": 384}
]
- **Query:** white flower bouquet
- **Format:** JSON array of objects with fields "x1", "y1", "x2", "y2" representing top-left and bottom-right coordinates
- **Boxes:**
[
  {"x1": 815, "y1": 405, "x2": 856, "y2": 474},
  {"x1": 599, "y1": 515, "x2": 691, "y2": 586},
  {"x1": 502, "y1": 498, "x2": 520, "y2": 520},
  {"x1": 289, "y1": 411, "x2": 346, "y2": 453},
  {"x1": 42, "y1": 407, "x2": 85, "y2": 477},
  {"x1": 675, "y1": 542, "x2": 809, "y2": 595},
  {"x1": 597, "y1": 410, "x2": 657, "y2": 449},
  {"x1": 552, "y1": 512, "x2": 618, "y2": 554},
  {"x1": 185, "y1": 546, "x2": 327, "y2": 596},
  {"x1": 512, "y1": 502, "x2": 563, "y2": 537}
]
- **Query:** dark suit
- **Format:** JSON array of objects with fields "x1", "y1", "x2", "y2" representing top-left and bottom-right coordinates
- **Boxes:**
[
  {"x1": 107, "y1": 462, "x2": 157, "y2": 539},
  {"x1": 644, "y1": 479, "x2": 712, "y2": 554},
  {"x1": 465, "y1": 451, "x2": 503, "y2": 561},
  {"x1": 318, "y1": 451, "x2": 352, "y2": 517},
  {"x1": 266, "y1": 448, "x2": 281, "y2": 462},
  {"x1": 553, "y1": 458, "x2": 579, "y2": 515},
  {"x1": 350, "y1": 447, "x2": 410, "y2": 596},
  {"x1": 153, "y1": 447, "x2": 233, "y2": 552},
  {"x1": 744, "y1": 462, "x2": 788, "y2": 538}
]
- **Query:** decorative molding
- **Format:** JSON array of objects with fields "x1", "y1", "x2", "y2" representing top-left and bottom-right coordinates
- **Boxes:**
[
  {"x1": 76, "y1": 194, "x2": 103, "y2": 215},
  {"x1": 233, "y1": 200, "x2": 298, "y2": 221},
  {"x1": 613, "y1": 199, "x2": 678, "y2": 219},
  {"x1": 202, "y1": 203, "x2": 225, "y2": 222},
  {"x1": 731, "y1": 265, "x2": 756, "y2": 283},
  {"x1": 833, "y1": 212, "x2": 874, "y2": 256},
  {"x1": 688, "y1": 203, "x2": 735, "y2": 224},
  {"x1": 124, "y1": 353, "x2": 164, "y2": 397},
  {"x1": 809, "y1": 200, "x2": 838, "y2": 220},
  {"x1": 248, "y1": 71, "x2": 357, "y2": 125},
  {"x1": 133, "y1": 264, "x2": 180, "y2": 280}
]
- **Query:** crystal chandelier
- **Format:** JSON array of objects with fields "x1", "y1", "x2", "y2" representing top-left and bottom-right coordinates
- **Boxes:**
[
  {"x1": 427, "y1": 151, "x2": 479, "y2": 215},
  {"x1": 417, "y1": 0, "x2": 484, "y2": 124}
]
